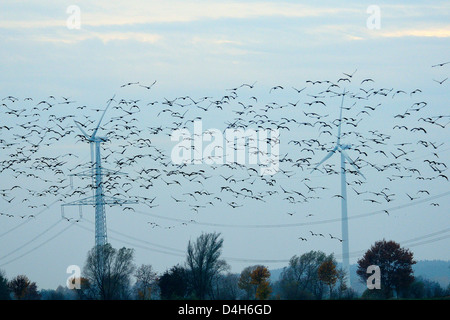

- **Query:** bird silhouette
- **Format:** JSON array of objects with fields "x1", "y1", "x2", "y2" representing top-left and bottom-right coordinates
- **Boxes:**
[
  {"x1": 139, "y1": 80, "x2": 157, "y2": 90},
  {"x1": 431, "y1": 61, "x2": 450, "y2": 67},
  {"x1": 0, "y1": 71, "x2": 446, "y2": 254},
  {"x1": 329, "y1": 234, "x2": 343, "y2": 242},
  {"x1": 433, "y1": 78, "x2": 448, "y2": 85}
]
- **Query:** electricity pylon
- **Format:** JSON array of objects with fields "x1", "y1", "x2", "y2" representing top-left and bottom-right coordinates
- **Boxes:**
[{"x1": 62, "y1": 95, "x2": 137, "y2": 270}]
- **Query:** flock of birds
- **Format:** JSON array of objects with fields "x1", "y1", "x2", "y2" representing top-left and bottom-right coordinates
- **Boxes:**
[{"x1": 0, "y1": 65, "x2": 448, "y2": 247}]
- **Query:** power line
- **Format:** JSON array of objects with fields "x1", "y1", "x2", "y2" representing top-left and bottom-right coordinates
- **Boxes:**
[
  {"x1": 76, "y1": 218, "x2": 185, "y2": 255},
  {"x1": 0, "y1": 190, "x2": 447, "y2": 266},
  {"x1": 401, "y1": 227, "x2": 450, "y2": 245},
  {"x1": 0, "y1": 198, "x2": 60, "y2": 239},
  {"x1": 403, "y1": 234, "x2": 450, "y2": 248},
  {"x1": 2, "y1": 221, "x2": 447, "y2": 267},
  {"x1": 74, "y1": 218, "x2": 450, "y2": 265},
  {"x1": 0, "y1": 220, "x2": 62, "y2": 262},
  {"x1": 133, "y1": 190, "x2": 450, "y2": 229},
  {"x1": 340, "y1": 228, "x2": 450, "y2": 259},
  {"x1": 0, "y1": 222, "x2": 74, "y2": 267}
]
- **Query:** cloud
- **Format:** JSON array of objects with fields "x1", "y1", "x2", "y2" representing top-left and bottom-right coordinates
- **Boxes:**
[
  {"x1": 4, "y1": 29, "x2": 161, "y2": 44},
  {"x1": 79, "y1": 1, "x2": 356, "y2": 27},
  {"x1": 377, "y1": 28, "x2": 450, "y2": 38},
  {"x1": 2, "y1": 1, "x2": 449, "y2": 47},
  {"x1": 0, "y1": 1, "x2": 355, "y2": 28},
  {"x1": 79, "y1": 31, "x2": 161, "y2": 44}
]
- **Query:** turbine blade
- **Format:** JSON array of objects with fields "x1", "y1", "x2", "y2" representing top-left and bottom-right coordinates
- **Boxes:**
[
  {"x1": 90, "y1": 142, "x2": 95, "y2": 190},
  {"x1": 311, "y1": 146, "x2": 338, "y2": 173},
  {"x1": 90, "y1": 142, "x2": 94, "y2": 166},
  {"x1": 74, "y1": 120, "x2": 90, "y2": 139},
  {"x1": 336, "y1": 89, "x2": 346, "y2": 145},
  {"x1": 340, "y1": 149, "x2": 366, "y2": 179},
  {"x1": 90, "y1": 94, "x2": 116, "y2": 139}
]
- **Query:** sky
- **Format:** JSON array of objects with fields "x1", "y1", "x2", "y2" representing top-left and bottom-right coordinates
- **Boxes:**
[{"x1": 0, "y1": 0, "x2": 449, "y2": 290}]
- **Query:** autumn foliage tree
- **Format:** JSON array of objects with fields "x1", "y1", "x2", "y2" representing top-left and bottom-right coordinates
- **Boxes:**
[
  {"x1": 317, "y1": 258, "x2": 338, "y2": 299},
  {"x1": 278, "y1": 251, "x2": 332, "y2": 299},
  {"x1": 250, "y1": 265, "x2": 272, "y2": 300},
  {"x1": 357, "y1": 239, "x2": 416, "y2": 298},
  {"x1": 238, "y1": 265, "x2": 258, "y2": 299}
]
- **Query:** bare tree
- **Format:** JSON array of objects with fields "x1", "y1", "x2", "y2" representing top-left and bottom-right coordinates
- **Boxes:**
[
  {"x1": 83, "y1": 243, "x2": 136, "y2": 300},
  {"x1": 211, "y1": 273, "x2": 242, "y2": 300},
  {"x1": 134, "y1": 264, "x2": 158, "y2": 300},
  {"x1": 185, "y1": 232, "x2": 229, "y2": 299}
]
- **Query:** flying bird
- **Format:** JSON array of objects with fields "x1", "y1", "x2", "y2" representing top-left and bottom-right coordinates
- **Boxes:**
[
  {"x1": 431, "y1": 61, "x2": 450, "y2": 67},
  {"x1": 361, "y1": 78, "x2": 374, "y2": 84},
  {"x1": 329, "y1": 234, "x2": 343, "y2": 242},
  {"x1": 139, "y1": 80, "x2": 157, "y2": 90},
  {"x1": 269, "y1": 85, "x2": 284, "y2": 93},
  {"x1": 343, "y1": 69, "x2": 357, "y2": 78},
  {"x1": 433, "y1": 78, "x2": 448, "y2": 85}
]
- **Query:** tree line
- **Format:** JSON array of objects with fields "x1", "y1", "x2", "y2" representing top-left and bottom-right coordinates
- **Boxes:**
[{"x1": 0, "y1": 232, "x2": 448, "y2": 300}]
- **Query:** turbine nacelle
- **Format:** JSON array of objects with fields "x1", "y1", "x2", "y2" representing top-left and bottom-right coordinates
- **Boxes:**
[
  {"x1": 339, "y1": 143, "x2": 352, "y2": 150},
  {"x1": 74, "y1": 95, "x2": 115, "y2": 142},
  {"x1": 73, "y1": 95, "x2": 115, "y2": 168},
  {"x1": 310, "y1": 145, "x2": 365, "y2": 180},
  {"x1": 91, "y1": 136, "x2": 108, "y2": 143},
  {"x1": 310, "y1": 90, "x2": 365, "y2": 180}
]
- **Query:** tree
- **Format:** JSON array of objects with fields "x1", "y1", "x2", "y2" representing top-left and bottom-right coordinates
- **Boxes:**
[
  {"x1": 278, "y1": 251, "x2": 330, "y2": 299},
  {"x1": 211, "y1": 273, "x2": 242, "y2": 300},
  {"x1": 185, "y1": 232, "x2": 229, "y2": 299},
  {"x1": 357, "y1": 239, "x2": 416, "y2": 299},
  {"x1": 40, "y1": 289, "x2": 64, "y2": 300},
  {"x1": 318, "y1": 258, "x2": 338, "y2": 299},
  {"x1": 40, "y1": 285, "x2": 77, "y2": 300},
  {"x1": 256, "y1": 281, "x2": 272, "y2": 300},
  {"x1": 406, "y1": 276, "x2": 445, "y2": 299},
  {"x1": 335, "y1": 267, "x2": 355, "y2": 299},
  {"x1": 158, "y1": 264, "x2": 189, "y2": 299},
  {"x1": 8, "y1": 275, "x2": 40, "y2": 300},
  {"x1": 83, "y1": 243, "x2": 136, "y2": 300},
  {"x1": 250, "y1": 266, "x2": 272, "y2": 300},
  {"x1": 0, "y1": 270, "x2": 10, "y2": 300},
  {"x1": 71, "y1": 277, "x2": 92, "y2": 300},
  {"x1": 238, "y1": 265, "x2": 259, "y2": 299},
  {"x1": 134, "y1": 264, "x2": 158, "y2": 300}
]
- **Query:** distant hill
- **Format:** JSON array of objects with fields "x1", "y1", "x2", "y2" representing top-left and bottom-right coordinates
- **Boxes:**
[
  {"x1": 270, "y1": 260, "x2": 449, "y2": 294},
  {"x1": 412, "y1": 260, "x2": 450, "y2": 287}
]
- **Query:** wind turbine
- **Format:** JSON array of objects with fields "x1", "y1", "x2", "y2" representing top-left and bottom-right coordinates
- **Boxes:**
[
  {"x1": 62, "y1": 95, "x2": 138, "y2": 270},
  {"x1": 311, "y1": 90, "x2": 366, "y2": 288},
  {"x1": 72, "y1": 95, "x2": 117, "y2": 249}
]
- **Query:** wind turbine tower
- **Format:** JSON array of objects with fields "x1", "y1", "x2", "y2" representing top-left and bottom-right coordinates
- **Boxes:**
[
  {"x1": 62, "y1": 95, "x2": 138, "y2": 261},
  {"x1": 311, "y1": 90, "x2": 366, "y2": 288}
]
